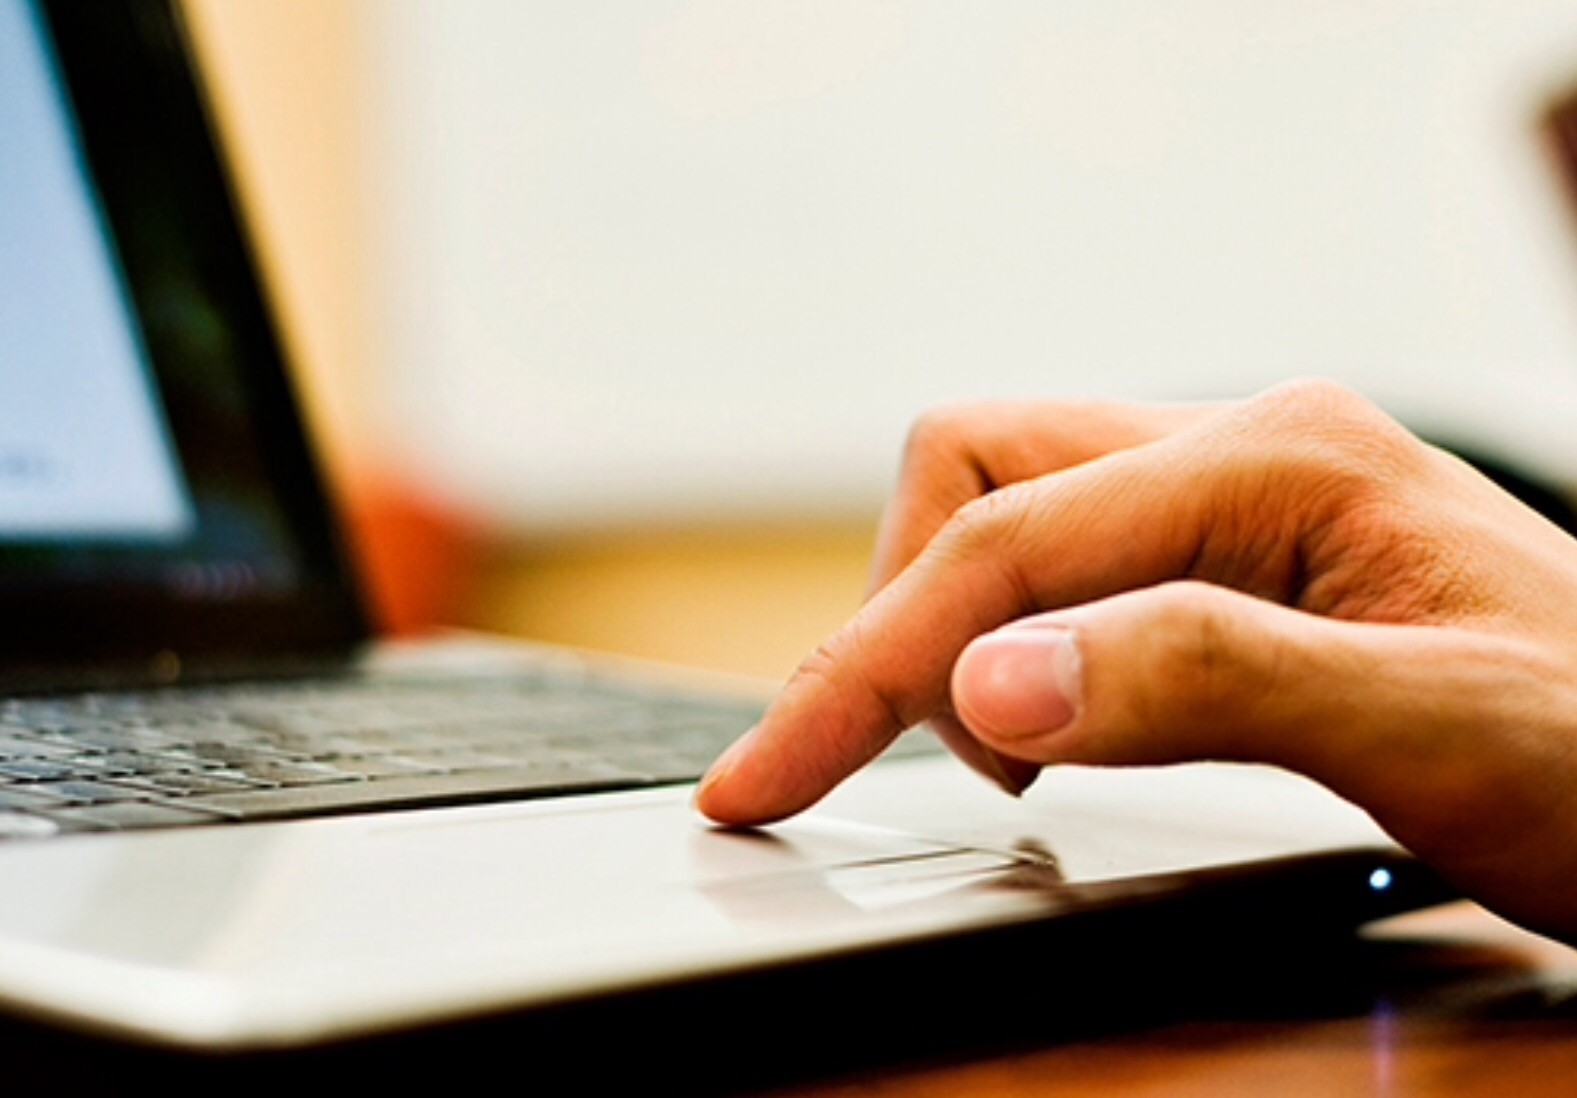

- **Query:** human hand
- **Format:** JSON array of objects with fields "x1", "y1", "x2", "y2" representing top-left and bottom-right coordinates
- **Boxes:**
[{"x1": 696, "y1": 380, "x2": 1577, "y2": 941}]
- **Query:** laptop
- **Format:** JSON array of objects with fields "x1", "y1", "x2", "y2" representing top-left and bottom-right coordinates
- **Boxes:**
[{"x1": 0, "y1": 0, "x2": 1452, "y2": 1061}]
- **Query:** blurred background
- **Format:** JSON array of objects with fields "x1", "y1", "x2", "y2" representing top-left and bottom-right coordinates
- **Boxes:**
[{"x1": 181, "y1": 0, "x2": 1577, "y2": 682}]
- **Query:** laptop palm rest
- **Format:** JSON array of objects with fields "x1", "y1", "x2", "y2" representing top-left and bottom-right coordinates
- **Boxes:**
[{"x1": 0, "y1": 758, "x2": 1444, "y2": 1050}]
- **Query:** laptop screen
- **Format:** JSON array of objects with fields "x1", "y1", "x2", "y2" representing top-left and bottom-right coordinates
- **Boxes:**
[
  {"x1": 2, "y1": 0, "x2": 197, "y2": 546},
  {"x1": 0, "y1": 0, "x2": 367, "y2": 684}
]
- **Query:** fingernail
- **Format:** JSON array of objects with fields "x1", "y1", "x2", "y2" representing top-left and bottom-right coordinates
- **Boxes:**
[{"x1": 954, "y1": 626, "x2": 1083, "y2": 742}]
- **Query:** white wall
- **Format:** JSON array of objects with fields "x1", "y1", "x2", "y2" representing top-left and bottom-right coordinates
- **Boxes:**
[{"x1": 367, "y1": 1, "x2": 1577, "y2": 530}]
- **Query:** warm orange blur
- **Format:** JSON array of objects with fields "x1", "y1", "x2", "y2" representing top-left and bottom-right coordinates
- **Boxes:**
[{"x1": 180, "y1": 0, "x2": 871, "y2": 673}]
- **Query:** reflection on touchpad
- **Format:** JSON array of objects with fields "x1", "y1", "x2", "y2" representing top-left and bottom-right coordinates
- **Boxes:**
[
  {"x1": 825, "y1": 850, "x2": 1029, "y2": 910},
  {"x1": 692, "y1": 820, "x2": 1064, "y2": 929}
]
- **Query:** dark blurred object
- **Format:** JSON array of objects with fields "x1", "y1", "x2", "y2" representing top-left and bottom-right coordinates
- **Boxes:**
[{"x1": 1547, "y1": 83, "x2": 1577, "y2": 223}]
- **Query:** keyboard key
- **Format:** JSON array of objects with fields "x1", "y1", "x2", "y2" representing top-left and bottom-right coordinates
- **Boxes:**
[
  {"x1": 0, "y1": 786, "x2": 71, "y2": 811},
  {"x1": 323, "y1": 756, "x2": 444, "y2": 779},
  {"x1": 0, "y1": 759, "x2": 79, "y2": 782},
  {"x1": 113, "y1": 771, "x2": 268, "y2": 797},
  {"x1": 183, "y1": 764, "x2": 647, "y2": 821},
  {"x1": 229, "y1": 760, "x2": 359, "y2": 786},
  {"x1": 42, "y1": 801, "x2": 232, "y2": 830},
  {"x1": 0, "y1": 670, "x2": 763, "y2": 835},
  {"x1": 28, "y1": 780, "x2": 150, "y2": 805}
]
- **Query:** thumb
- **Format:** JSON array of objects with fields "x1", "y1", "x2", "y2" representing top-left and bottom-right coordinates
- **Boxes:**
[
  {"x1": 950, "y1": 581, "x2": 1499, "y2": 790},
  {"x1": 949, "y1": 580, "x2": 1577, "y2": 940}
]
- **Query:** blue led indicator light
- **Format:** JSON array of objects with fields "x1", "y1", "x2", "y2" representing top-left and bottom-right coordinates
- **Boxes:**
[{"x1": 1368, "y1": 868, "x2": 1393, "y2": 892}]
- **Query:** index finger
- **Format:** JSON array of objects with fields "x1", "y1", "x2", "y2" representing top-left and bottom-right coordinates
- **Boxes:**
[
  {"x1": 868, "y1": 401, "x2": 1210, "y2": 597},
  {"x1": 695, "y1": 436, "x2": 1209, "y2": 826}
]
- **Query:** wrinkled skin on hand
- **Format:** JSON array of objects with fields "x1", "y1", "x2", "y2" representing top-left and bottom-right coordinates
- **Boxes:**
[{"x1": 698, "y1": 380, "x2": 1577, "y2": 943}]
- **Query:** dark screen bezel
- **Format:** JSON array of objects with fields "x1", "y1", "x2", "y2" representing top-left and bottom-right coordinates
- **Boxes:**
[{"x1": 0, "y1": 0, "x2": 370, "y2": 687}]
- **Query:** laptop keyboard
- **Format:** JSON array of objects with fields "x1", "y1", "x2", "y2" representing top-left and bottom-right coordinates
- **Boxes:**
[{"x1": 0, "y1": 668, "x2": 773, "y2": 838}]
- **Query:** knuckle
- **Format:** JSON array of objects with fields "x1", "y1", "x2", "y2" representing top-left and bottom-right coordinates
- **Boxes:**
[
  {"x1": 900, "y1": 405, "x2": 978, "y2": 473},
  {"x1": 789, "y1": 619, "x2": 914, "y2": 738},
  {"x1": 1133, "y1": 584, "x2": 1275, "y2": 746},
  {"x1": 1227, "y1": 380, "x2": 1427, "y2": 521},
  {"x1": 790, "y1": 638, "x2": 843, "y2": 692},
  {"x1": 1247, "y1": 379, "x2": 1417, "y2": 465},
  {"x1": 914, "y1": 485, "x2": 1043, "y2": 623},
  {"x1": 1247, "y1": 378, "x2": 1395, "y2": 436},
  {"x1": 1252, "y1": 377, "x2": 1372, "y2": 421},
  {"x1": 933, "y1": 483, "x2": 1038, "y2": 565}
]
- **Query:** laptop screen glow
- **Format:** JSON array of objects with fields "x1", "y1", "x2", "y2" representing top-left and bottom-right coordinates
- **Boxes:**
[
  {"x1": 0, "y1": 0, "x2": 194, "y2": 543},
  {"x1": 0, "y1": 0, "x2": 367, "y2": 672}
]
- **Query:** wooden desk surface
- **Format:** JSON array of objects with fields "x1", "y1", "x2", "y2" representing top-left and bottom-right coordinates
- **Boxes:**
[{"x1": 772, "y1": 903, "x2": 1577, "y2": 1098}]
